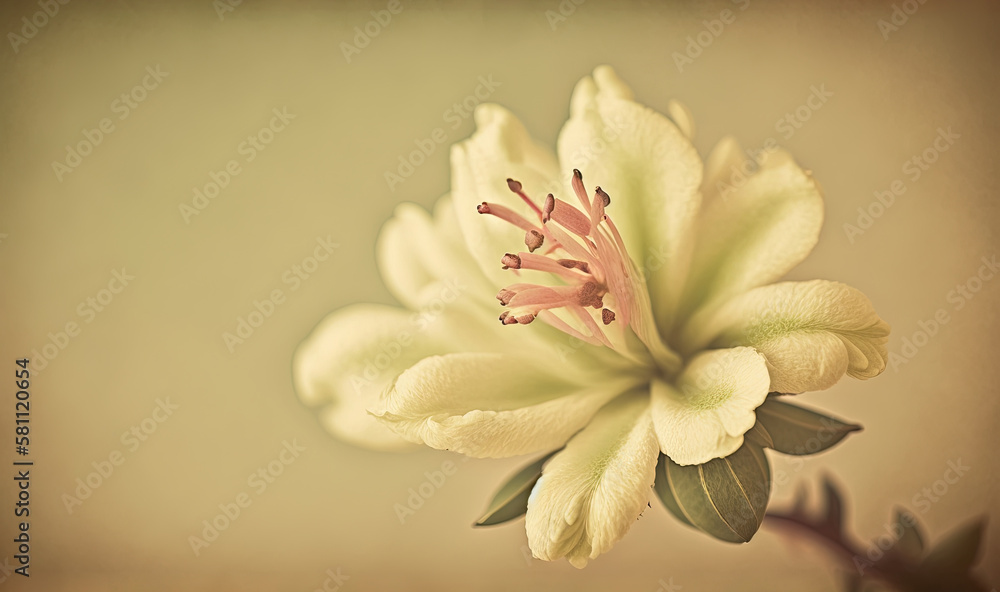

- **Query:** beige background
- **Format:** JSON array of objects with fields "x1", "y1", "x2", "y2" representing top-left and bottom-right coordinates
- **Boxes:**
[{"x1": 1, "y1": 0, "x2": 997, "y2": 590}]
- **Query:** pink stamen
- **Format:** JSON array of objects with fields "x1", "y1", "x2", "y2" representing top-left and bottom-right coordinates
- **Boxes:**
[
  {"x1": 478, "y1": 201, "x2": 536, "y2": 232},
  {"x1": 507, "y1": 178, "x2": 543, "y2": 218},
  {"x1": 540, "y1": 194, "x2": 555, "y2": 224},
  {"x1": 571, "y1": 169, "x2": 591, "y2": 211},
  {"x1": 524, "y1": 229, "x2": 544, "y2": 252},
  {"x1": 501, "y1": 253, "x2": 522, "y2": 270},
  {"x1": 479, "y1": 171, "x2": 640, "y2": 351},
  {"x1": 557, "y1": 259, "x2": 591, "y2": 274},
  {"x1": 549, "y1": 198, "x2": 592, "y2": 237},
  {"x1": 518, "y1": 252, "x2": 590, "y2": 281}
]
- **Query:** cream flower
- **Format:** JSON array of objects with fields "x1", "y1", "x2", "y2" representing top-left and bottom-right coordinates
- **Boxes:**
[{"x1": 294, "y1": 66, "x2": 889, "y2": 568}]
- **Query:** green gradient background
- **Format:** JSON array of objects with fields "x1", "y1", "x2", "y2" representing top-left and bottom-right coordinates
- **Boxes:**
[{"x1": 1, "y1": 0, "x2": 997, "y2": 590}]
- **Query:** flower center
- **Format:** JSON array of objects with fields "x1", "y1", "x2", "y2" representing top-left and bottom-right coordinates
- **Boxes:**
[{"x1": 477, "y1": 170, "x2": 640, "y2": 351}]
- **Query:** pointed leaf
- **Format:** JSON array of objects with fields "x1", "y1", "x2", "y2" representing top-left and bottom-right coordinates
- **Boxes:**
[
  {"x1": 892, "y1": 508, "x2": 925, "y2": 558},
  {"x1": 653, "y1": 454, "x2": 695, "y2": 529},
  {"x1": 745, "y1": 420, "x2": 774, "y2": 448},
  {"x1": 654, "y1": 442, "x2": 771, "y2": 543},
  {"x1": 921, "y1": 518, "x2": 986, "y2": 573},
  {"x1": 474, "y1": 449, "x2": 560, "y2": 527},
  {"x1": 755, "y1": 398, "x2": 862, "y2": 456}
]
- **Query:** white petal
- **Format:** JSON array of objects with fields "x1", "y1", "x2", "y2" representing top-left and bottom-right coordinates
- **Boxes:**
[
  {"x1": 651, "y1": 348, "x2": 770, "y2": 466},
  {"x1": 373, "y1": 353, "x2": 638, "y2": 458},
  {"x1": 700, "y1": 135, "x2": 746, "y2": 204},
  {"x1": 666, "y1": 99, "x2": 695, "y2": 140},
  {"x1": 679, "y1": 148, "x2": 824, "y2": 323},
  {"x1": 690, "y1": 280, "x2": 891, "y2": 393},
  {"x1": 557, "y1": 66, "x2": 703, "y2": 331},
  {"x1": 377, "y1": 195, "x2": 496, "y2": 310},
  {"x1": 293, "y1": 304, "x2": 447, "y2": 451},
  {"x1": 450, "y1": 104, "x2": 562, "y2": 289},
  {"x1": 525, "y1": 393, "x2": 659, "y2": 568}
]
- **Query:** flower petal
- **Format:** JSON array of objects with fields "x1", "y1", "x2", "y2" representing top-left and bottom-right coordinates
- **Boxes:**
[
  {"x1": 377, "y1": 195, "x2": 497, "y2": 310},
  {"x1": 525, "y1": 392, "x2": 659, "y2": 568},
  {"x1": 651, "y1": 348, "x2": 770, "y2": 466},
  {"x1": 689, "y1": 280, "x2": 891, "y2": 393},
  {"x1": 557, "y1": 66, "x2": 703, "y2": 331},
  {"x1": 373, "y1": 353, "x2": 639, "y2": 458},
  {"x1": 450, "y1": 104, "x2": 561, "y2": 289},
  {"x1": 666, "y1": 99, "x2": 695, "y2": 140},
  {"x1": 678, "y1": 148, "x2": 824, "y2": 325},
  {"x1": 700, "y1": 135, "x2": 746, "y2": 204},
  {"x1": 293, "y1": 304, "x2": 447, "y2": 451}
]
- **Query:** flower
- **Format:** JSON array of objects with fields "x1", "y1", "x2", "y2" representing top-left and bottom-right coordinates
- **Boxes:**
[{"x1": 293, "y1": 66, "x2": 890, "y2": 568}]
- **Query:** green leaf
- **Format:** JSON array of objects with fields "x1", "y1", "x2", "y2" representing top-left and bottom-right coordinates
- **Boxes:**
[
  {"x1": 921, "y1": 518, "x2": 986, "y2": 573},
  {"x1": 474, "y1": 449, "x2": 560, "y2": 527},
  {"x1": 654, "y1": 442, "x2": 771, "y2": 543},
  {"x1": 744, "y1": 420, "x2": 774, "y2": 448},
  {"x1": 755, "y1": 398, "x2": 862, "y2": 456},
  {"x1": 893, "y1": 508, "x2": 925, "y2": 558}
]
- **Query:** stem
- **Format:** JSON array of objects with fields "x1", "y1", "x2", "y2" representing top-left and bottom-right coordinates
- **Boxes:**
[{"x1": 763, "y1": 511, "x2": 916, "y2": 590}]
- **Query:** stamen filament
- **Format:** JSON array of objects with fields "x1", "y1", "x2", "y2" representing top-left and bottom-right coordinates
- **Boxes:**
[{"x1": 507, "y1": 178, "x2": 543, "y2": 218}]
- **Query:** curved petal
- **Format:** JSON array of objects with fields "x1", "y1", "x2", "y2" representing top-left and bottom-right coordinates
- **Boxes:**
[
  {"x1": 557, "y1": 66, "x2": 703, "y2": 331},
  {"x1": 651, "y1": 348, "x2": 770, "y2": 466},
  {"x1": 666, "y1": 99, "x2": 695, "y2": 140},
  {"x1": 293, "y1": 304, "x2": 449, "y2": 451},
  {"x1": 450, "y1": 104, "x2": 562, "y2": 289},
  {"x1": 689, "y1": 280, "x2": 891, "y2": 393},
  {"x1": 677, "y1": 148, "x2": 824, "y2": 330},
  {"x1": 700, "y1": 135, "x2": 746, "y2": 204},
  {"x1": 377, "y1": 195, "x2": 497, "y2": 310},
  {"x1": 373, "y1": 353, "x2": 640, "y2": 458},
  {"x1": 525, "y1": 393, "x2": 659, "y2": 568}
]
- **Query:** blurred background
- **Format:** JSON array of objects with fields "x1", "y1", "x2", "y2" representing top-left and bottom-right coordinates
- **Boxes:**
[{"x1": 0, "y1": 0, "x2": 997, "y2": 590}]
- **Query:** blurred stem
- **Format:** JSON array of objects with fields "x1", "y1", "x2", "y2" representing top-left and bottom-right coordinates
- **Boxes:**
[{"x1": 764, "y1": 510, "x2": 914, "y2": 591}]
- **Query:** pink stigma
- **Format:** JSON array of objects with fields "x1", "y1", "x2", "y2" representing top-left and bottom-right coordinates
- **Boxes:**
[{"x1": 476, "y1": 169, "x2": 637, "y2": 348}]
